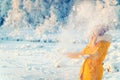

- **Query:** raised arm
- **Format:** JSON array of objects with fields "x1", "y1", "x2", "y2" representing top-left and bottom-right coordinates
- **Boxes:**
[{"x1": 67, "y1": 45, "x2": 90, "y2": 59}]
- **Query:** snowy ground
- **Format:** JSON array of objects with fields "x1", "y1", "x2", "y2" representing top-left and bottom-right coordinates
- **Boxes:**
[
  {"x1": 0, "y1": 40, "x2": 79, "y2": 80},
  {"x1": 0, "y1": 30, "x2": 120, "y2": 80}
]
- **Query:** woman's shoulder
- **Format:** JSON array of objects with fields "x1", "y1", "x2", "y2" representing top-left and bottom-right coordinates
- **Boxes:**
[
  {"x1": 97, "y1": 40, "x2": 110, "y2": 44},
  {"x1": 96, "y1": 40, "x2": 111, "y2": 48},
  {"x1": 96, "y1": 34, "x2": 112, "y2": 44}
]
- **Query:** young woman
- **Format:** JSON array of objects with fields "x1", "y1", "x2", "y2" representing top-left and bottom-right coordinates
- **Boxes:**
[{"x1": 67, "y1": 27, "x2": 112, "y2": 80}]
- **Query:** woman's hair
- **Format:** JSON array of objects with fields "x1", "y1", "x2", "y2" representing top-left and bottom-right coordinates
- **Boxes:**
[{"x1": 92, "y1": 25, "x2": 109, "y2": 37}]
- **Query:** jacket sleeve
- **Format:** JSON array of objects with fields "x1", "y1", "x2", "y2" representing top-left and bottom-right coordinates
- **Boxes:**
[{"x1": 82, "y1": 46, "x2": 98, "y2": 55}]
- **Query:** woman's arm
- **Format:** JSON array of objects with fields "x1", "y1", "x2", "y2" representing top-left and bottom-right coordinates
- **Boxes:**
[
  {"x1": 67, "y1": 45, "x2": 90, "y2": 59},
  {"x1": 67, "y1": 52, "x2": 83, "y2": 59}
]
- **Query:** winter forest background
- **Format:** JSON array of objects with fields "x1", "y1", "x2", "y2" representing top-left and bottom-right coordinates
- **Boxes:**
[{"x1": 0, "y1": 0, "x2": 120, "y2": 80}]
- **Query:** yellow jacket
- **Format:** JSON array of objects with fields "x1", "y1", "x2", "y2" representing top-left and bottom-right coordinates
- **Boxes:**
[{"x1": 80, "y1": 41, "x2": 110, "y2": 80}]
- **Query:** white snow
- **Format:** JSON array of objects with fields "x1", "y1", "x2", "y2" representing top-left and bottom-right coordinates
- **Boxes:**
[{"x1": 0, "y1": 30, "x2": 120, "y2": 80}]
